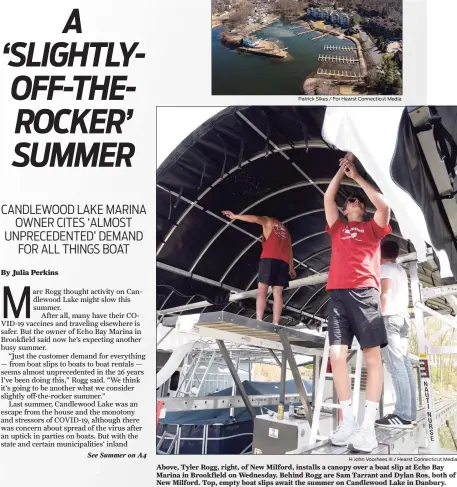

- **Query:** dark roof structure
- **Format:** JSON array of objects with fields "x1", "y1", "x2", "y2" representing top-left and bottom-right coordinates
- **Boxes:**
[{"x1": 156, "y1": 106, "x2": 457, "y2": 328}]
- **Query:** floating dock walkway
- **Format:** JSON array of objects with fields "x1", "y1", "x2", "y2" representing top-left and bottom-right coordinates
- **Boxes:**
[
  {"x1": 317, "y1": 68, "x2": 362, "y2": 78},
  {"x1": 318, "y1": 54, "x2": 359, "y2": 64},
  {"x1": 324, "y1": 44, "x2": 356, "y2": 52},
  {"x1": 311, "y1": 33, "x2": 329, "y2": 41}
]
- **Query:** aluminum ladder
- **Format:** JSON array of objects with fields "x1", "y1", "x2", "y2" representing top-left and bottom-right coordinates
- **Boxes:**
[
  {"x1": 309, "y1": 333, "x2": 363, "y2": 444},
  {"x1": 156, "y1": 429, "x2": 179, "y2": 454}
]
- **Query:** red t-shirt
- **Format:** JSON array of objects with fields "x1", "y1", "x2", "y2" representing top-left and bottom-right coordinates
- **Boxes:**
[
  {"x1": 260, "y1": 220, "x2": 290, "y2": 264},
  {"x1": 325, "y1": 218, "x2": 392, "y2": 290}
]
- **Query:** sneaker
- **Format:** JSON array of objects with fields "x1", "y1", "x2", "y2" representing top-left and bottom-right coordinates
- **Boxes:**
[
  {"x1": 375, "y1": 414, "x2": 413, "y2": 429},
  {"x1": 348, "y1": 426, "x2": 378, "y2": 453},
  {"x1": 330, "y1": 420, "x2": 359, "y2": 446}
]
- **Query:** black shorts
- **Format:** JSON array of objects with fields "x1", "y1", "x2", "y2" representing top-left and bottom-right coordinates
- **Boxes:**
[
  {"x1": 258, "y1": 258, "x2": 290, "y2": 288},
  {"x1": 327, "y1": 288, "x2": 388, "y2": 350}
]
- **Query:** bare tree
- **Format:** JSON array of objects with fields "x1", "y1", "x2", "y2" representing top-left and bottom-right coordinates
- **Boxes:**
[
  {"x1": 277, "y1": 0, "x2": 302, "y2": 18},
  {"x1": 225, "y1": 1, "x2": 253, "y2": 29}
]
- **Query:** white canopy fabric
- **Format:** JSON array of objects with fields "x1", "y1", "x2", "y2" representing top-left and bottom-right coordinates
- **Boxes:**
[
  {"x1": 156, "y1": 341, "x2": 195, "y2": 389},
  {"x1": 322, "y1": 107, "x2": 453, "y2": 277}
]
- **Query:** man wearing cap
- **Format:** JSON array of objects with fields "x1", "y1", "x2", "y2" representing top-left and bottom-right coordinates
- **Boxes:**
[{"x1": 324, "y1": 152, "x2": 391, "y2": 453}]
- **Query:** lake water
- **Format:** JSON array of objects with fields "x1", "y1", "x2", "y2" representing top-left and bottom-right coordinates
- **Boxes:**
[{"x1": 212, "y1": 22, "x2": 355, "y2": 95}]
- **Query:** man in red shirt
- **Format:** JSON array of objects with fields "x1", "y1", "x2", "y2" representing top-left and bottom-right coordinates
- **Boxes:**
[
  {"x1": 222, "y1": 211, "x2": 296, "y2": 324},
  {"x1": 324, "y1": 152, "x2": 391, "y2": 453}
]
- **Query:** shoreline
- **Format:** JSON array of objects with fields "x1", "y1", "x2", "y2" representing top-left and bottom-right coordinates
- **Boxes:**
[
  {"x1": 220, "y1": 20, "x2": 289, "y2": 59},
  {"x1": 214, "y1": 15, "x2": 370, "y2": 95},
  {"x1": 303, "y1": 75, "x2": 365, "y2": 96},
  {"x1": 305, "y1": 20, "x2": 367, "y2": 92}
]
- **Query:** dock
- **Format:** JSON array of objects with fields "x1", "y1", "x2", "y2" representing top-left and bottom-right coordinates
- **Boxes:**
[
  {"x1": 311, "y1": 33, "x2": 329, "y2": 41},
  {"x1": 318, "y1": 54, "x2": 359, "y2": 64},
  {"x1": 317, "y1": 68, "x2": 362, "y2": 79},
  {"x1": 238, "y1": 46, "x2": 288, "y2": 59},
  {"x1": 324, "y1": 44, "x2": 356, "y2": 52}
]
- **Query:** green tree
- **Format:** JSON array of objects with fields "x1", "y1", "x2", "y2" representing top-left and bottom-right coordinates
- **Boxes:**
[{"x1": 370, "y1": 54, "x2": 402, "y2": 94}]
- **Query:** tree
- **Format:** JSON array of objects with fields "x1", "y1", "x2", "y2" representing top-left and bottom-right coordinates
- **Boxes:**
[
  {"x1": 225, "y1": 4, "x2": 252, "y2": 28},
  {"x1": 368, "y1": 54, "x2": 401, "y2": 94},
  {"x1": 278, "y1": 0, "x2": 302, "y2": 19},
  {"x1": 353, "y1": 13, "x2": 362, "y2": 25},
  {"x1": 364, "y1": 69, "x2": 378, "y2": 90}
]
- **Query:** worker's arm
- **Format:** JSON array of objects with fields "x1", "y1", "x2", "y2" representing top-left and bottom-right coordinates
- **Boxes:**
[
  {"x1": 380, "y1": 278, "x2": 393, "y2": 314},
  {"x1": 342, "y1": 159, "x2": 391, "y2": 228},
  {"x1": 222, "y1": 211, "x2": 269, "y2": 225},
  {"x1": 324, "y1": 153, "x2": 349, "y2": 228},
  {"x1": 288, "y1": 235, "x2": 296, "y2": 279}
]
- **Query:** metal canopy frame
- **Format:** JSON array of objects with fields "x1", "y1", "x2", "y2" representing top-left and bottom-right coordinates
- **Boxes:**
[
  {"x1": 158, "y1": 107, "x2": 405, "y2": 287},
  {"x1": 157, "y1": 110, "x2": 414, "y2": 323},
  {"x1": 279, "y1": 329, "x2": 314, "y2": 426},
  {"x1": 158, "y1": 270, "x2": 330, "y2": 317},
  {"x1": 158, "y1": 250, "x2": 454, "y2": 320},
  {"x1": 187, "y1": 179, "x2": 357, "y2": 274},
  {"x1": 162, "y1": 311, "x2": 325, "y2": 348},
  {"x1": 158, "y1": 256, "x2": 455, "y2": 455},
  {"x1": 220, "y1": 208, "x2": 328, "y2": 283},
  {"x1": 157, "y1": 107, "x2": 457, "y2": 455},
  {"x1": 158, "y1": 393, "x2": 307, "y2": 412},
  {"x1": 160, "y1": 311, "x2": 320, "y2": 426},
  {"x1": 182, "y1": 178, "x2": 405, "y2": 279},
  {"x1": 157, "y1": 106, "x2": 457, "y2": 331},
  {"x1": 216, "y1": 340, "x2": 256, "y2": 419},
  {"x1": 410, "y1": 261, "x2": 440, "y2": 454},
  {"x1": 157, "y1": 137, "x2": 331, "y2": 257}
]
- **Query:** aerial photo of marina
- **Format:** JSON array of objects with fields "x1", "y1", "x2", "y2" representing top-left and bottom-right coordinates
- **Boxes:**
[{"x1": 212, "y1": 0, "x2": 402, "y2": 96}]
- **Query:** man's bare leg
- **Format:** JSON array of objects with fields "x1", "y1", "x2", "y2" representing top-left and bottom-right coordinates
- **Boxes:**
[
  {"x1": 272, "y1": 286, "x2": 283, "y2": 324},
  {"x1": 364, "y1": 346, "x2": 383, "y2": 401},
  {"x1": 256, "y1": 283, "x2": 269, "y2": 321},
  {"x1": 360, "y1": 346, "x2": 382, "y2": 427},
  {"x1": 329, "y1": 344, "x2": 351, "y2": 402}
]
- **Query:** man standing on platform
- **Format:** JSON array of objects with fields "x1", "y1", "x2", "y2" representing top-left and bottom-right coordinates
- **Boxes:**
[
  {"x1": 324, "y1": 152, "x2": 391, "y2": 453},
  {"x1": 222, "y1": 211, "x2": 296, "y2": 324},
  {"x1": 375, "y1": 240, "x2": 417, "y2": 429}
]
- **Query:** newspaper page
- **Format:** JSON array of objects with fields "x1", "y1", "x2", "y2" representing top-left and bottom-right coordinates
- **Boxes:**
[
  {"x1": 0, "y1": 1, "x2": 154, "y2": 485},
  {"x1": 5, "y1": 0, "x2": 457, "y2": 486},
  {"x1": 155, "y1": 95, "x2": 457, "y2": 484}
]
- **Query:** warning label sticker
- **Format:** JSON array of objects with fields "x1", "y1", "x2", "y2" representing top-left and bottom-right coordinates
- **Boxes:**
[
  {"x1": 419, "y1": 357, "x2": 430, "y2": 378},
  {"x1": 268, "y1": 428, "x2": 278, "y2": 439}
]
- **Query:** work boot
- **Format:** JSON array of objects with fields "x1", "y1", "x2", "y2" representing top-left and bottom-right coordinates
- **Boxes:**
[
  {"x1": 330, "y1": 420, "x2": 358, "y2": 446},
  {"x1": 348, "y1": 425, "x2": 378, "y2": 453}
]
